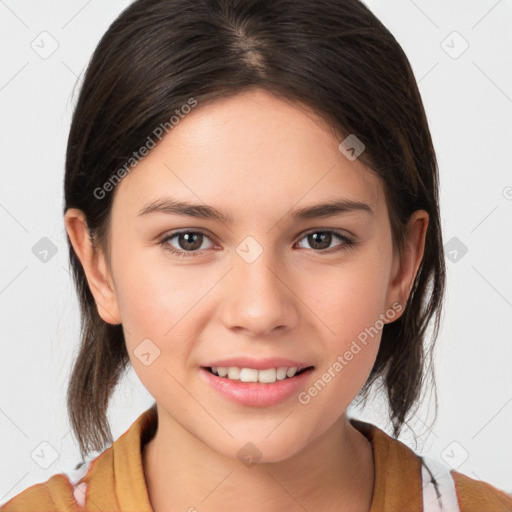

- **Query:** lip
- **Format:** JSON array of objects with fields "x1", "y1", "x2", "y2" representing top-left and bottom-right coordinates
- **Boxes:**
[
  {"x1": 202, "y1": 357, "x2": 312, "y2": 371},
  {"x1": 199, "y1": 365, "x2": 315, "y2": 407}
]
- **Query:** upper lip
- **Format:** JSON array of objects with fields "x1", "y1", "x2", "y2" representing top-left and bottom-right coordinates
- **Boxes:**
[{"x1": 202, "y1": 357, "x2": 314, "y2": 371}]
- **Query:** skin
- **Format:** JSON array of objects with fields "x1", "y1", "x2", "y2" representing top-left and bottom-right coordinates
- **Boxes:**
[{"x1": 65, "y1": 88, "x2": 428, "y2": 512}]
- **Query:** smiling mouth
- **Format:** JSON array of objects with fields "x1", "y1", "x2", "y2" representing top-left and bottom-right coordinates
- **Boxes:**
[{"x1": 203, "y1": 366, "x2": 314, "y2": 384}]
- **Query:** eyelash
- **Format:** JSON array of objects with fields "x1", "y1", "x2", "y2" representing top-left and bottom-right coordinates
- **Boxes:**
[{"x1": 158, "y1": 229, "x2": 356, "y2": 258}]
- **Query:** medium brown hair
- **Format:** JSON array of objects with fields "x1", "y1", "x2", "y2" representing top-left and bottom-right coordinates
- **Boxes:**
[{"x1": 64, "y1": 0, "x2": 445, "y2": 458}]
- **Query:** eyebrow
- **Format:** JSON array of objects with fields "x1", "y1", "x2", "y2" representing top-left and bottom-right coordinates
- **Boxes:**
[{"x1": 137, "y1": 197, "x2": 373, "y2": 223}]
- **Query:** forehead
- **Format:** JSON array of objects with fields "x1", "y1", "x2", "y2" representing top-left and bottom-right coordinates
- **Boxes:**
[{"x1": 112, "y1": 89, "x2": 385, "y2": 217}]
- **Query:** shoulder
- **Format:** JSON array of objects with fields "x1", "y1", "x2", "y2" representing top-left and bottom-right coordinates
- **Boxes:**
[
  {"x1": 0, "y1": 406, "x2": 156, "y2": 512},
  {"x1": 1, "y1": 474, "x2": 79, "y2": 512},
  {"x1": 0, "y1": 457, "x2": 97, "y2": 512},
  {"x1": 350, "y1": 418, "x2": 512, "y2": 512},
  {"x1": 452, "y1": 470, "x2": 512, "y2": 512}
]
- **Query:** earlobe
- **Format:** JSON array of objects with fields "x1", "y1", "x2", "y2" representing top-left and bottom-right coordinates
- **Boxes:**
[
  {"x1": 386, "y1": 210, "x2": 429, "y2": 318},
  {"x1": 64, "y1": 208, "x2": 122, "y2": 325}
]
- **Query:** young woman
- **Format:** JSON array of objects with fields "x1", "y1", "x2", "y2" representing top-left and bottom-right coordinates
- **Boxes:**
[{"x1": 2, "y1": 0, "x2": 511, "y2": 511}]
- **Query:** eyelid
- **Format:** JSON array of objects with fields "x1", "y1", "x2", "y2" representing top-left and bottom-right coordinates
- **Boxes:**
[
  {"x1": 159, "y1": 227, "x2": 352, "y2": 244},
  {"x1": 297, "y1": 227, "x2": 354, "y2": 241},
  {"x1": 159, "y1": 228, "x2": 217, "y2": 248},
  {"x1": 295, "y1": 229, "x2": 354, "y2": 251},
  {"x1": 159, "y1": 227, "x2": 356, "y2": 257}
]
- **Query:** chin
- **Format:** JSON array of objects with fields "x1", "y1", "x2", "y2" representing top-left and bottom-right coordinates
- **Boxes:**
[{"x1": 213, "y1": 431, "x2": 311, "y2": 466}]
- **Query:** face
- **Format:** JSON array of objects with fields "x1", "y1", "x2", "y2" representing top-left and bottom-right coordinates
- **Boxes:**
[{"x1": 68, "y1": 88, "x2": 426, "y2": 463}]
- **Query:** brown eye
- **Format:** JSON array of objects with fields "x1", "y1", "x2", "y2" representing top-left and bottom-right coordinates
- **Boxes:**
[
  {"x1": 174, "y1": 232, "x2": 204, "y2": 251},
  {"x1": 159, "y1": 230, "x2": 214, "y2": 256},
  {"x1": 306, "y1": 232, "x2": 333, "y2": 250},
  {"x1": 296, "y1": 230, "x2": 354, "y2": 252}
]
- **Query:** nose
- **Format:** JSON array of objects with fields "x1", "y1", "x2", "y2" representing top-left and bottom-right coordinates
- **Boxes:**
[{"x1": 220, "y1": 245, "x2": 300, "y2": 338}]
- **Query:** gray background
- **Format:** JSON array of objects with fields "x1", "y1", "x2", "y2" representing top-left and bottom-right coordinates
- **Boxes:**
[{"x1": 1, "y1": 0, "x2": 511, "y2": 502}]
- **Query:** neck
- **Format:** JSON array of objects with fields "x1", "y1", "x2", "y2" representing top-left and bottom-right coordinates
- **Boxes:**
[{"x1": 142, "y1": 405, "x2": 374, "y2": 512}]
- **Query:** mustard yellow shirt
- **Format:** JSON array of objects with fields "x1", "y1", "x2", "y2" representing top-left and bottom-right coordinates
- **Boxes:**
[{"x1": 2, "y1": 405, "x2": 511, "y2": 511}]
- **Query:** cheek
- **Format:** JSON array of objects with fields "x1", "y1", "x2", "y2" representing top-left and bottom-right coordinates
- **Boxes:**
[
  {"x1": 112, "y1": 247, "x2": 221, "y2": 373},
  {"x1": 299, "y1": 274, "x2": 384, "y2": 423},
  {"x1": 112, "y1": 242, "x2": 194, "y2": 332},
  {"x1": 305, "y1": 254, "x2": 392, "y2": 344},
  {"x1": 298, "y1": 249, "x2": 392, "y2": 403},
  {"x1": 113, "y1": 261, "x2": 201, "y2": 399}
]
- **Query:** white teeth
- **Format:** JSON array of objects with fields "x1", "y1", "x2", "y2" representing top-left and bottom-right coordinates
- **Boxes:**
[
  {"x1": 227, "y1": 367, "x2": 240, "y2": 379},
  {"x1": 209, "y1": 365, "x2": 307, "y2": 383},
  {"x1": 258, "y1": 368, "x2": 277, "y2": 383},
  {"x1": 239, "y1": 368, "x2": 259, "y2": 382},
  {"x1": 276, "y1": 367, "x2": 288, "y2": 380},
  {"x1": 286, "y1": 367, "x2": 298, "y2": 378}
]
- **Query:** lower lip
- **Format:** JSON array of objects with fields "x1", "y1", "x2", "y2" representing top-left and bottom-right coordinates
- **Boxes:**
[{"x1": 200, "y1": 367, "x2": 314, "y2": 407}]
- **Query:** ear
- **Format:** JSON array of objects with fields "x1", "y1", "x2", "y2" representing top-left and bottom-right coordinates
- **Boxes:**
[
  {"x1": 64, "y1": 208, "x2": 122, "y2": 325},
  {"x1": 385, "y1": 210, "x2": 429, "y2": 320}
]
